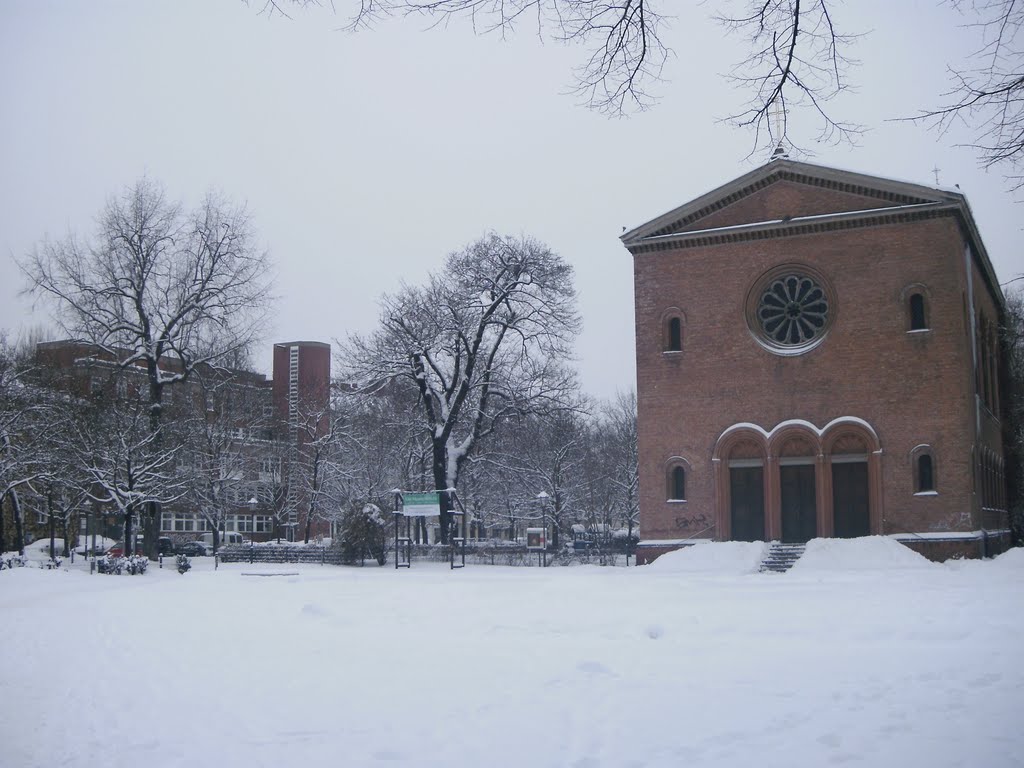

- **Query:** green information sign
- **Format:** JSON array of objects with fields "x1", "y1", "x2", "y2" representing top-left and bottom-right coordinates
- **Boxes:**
[{"x1": 402, "y1": 492, "x2": 441, "y2": 517}]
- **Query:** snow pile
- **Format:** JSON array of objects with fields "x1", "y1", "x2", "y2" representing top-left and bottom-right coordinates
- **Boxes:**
[
  {"x1": 2, "y1": 550, "x2": 1023, "y2": 768},
  {"x1": 791, "y1": 535, "x2": 937, "y2": 572},
  {"x1": 984, "y1": 545, "x2": 1024, "y2": 572},
  {"x1": 645, "y1": 540, "x2": 766, "y2": 574}
]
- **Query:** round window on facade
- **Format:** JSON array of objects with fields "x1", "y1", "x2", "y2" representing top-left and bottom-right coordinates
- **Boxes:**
[{"x1": 746, "y1": 265, "x2": 835, "y2": 355}]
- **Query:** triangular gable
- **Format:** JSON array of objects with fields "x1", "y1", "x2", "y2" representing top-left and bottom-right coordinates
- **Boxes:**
[
  {"x1": 621, "y1": 158, "x2": 959, "y2": 246},
  {"x1": 619, "y1": 157, "x2": 1004, "y2": 311}
]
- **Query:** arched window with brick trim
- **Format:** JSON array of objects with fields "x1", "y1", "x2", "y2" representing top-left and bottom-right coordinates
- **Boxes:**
[
  {"x1": 911, "y1": 445, "x2": 936, "y2": 494},
  {"x1": 666, "y1": 459, "x2": 689, "y2": 501},
  {"x1": 662, "y1": 309, "x2": 685, "y2": 353}
]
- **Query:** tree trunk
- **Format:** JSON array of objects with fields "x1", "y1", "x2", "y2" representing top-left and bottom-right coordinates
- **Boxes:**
[
  {"x1": 123, "y1": 506, "x2": 133, "y2": 557},
  {"x1": 145, "y1": 379, "x2": 164, "y2": 560},
  {"x1": 11, "y1": 489, "x2": 25, "y2": 555},
  {"x1": 0, "y1": 490, "x2": 7, "y2": 555},
  {"x1": 304, "y1": 498, "x2": 313, "y2": 544},
  {"x1": 48, "y1": 489, "x2": 56, "y2": 561},
  {"x1": 432, "y1": 440, "x2": 450, "y2": 543},
  {"x1": 62, "y1": 512, "x2": 71, "y2": 558}
]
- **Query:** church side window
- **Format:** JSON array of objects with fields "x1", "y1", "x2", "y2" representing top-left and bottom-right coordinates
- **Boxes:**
[
  {"x1": 667, "y1": 464, "x2": 686, "y2": 501},
  {"x1": 667, "y1": 317, "x2": 682, "y2": 352},
  {"x1": 909, "y1": 293, "x2": 927, "y2": 331},
  {"x1": 663, "y1": 311, "x2": 684, "y2": 353},
  {"x1": 912, "y1": 447, "x2": 936, "y2": 494}
]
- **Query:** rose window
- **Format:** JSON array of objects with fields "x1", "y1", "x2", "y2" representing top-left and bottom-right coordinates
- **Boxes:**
[{"x1": 757, "y1": 274, "x2": 829, "y2": 346}]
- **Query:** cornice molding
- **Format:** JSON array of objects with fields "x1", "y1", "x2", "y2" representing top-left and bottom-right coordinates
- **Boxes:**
[{"x1": 625, "y1": 203, "x2": 958, "y2": 255}]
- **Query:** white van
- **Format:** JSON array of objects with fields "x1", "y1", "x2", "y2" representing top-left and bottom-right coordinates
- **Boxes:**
[{"x1": 199, "y1": 531, "x2": 248, "y2": 550}]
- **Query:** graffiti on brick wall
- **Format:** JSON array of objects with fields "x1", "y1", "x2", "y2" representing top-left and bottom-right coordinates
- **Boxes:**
[{"x1": 674, "y1": 513, "x2": 710, "y2": 531}]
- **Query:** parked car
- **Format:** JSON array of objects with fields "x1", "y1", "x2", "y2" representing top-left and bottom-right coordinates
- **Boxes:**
[
  {"x1": 177, "y1": 541, "x2": 210, "y2": 557},
  {"x1": 157, "y1": 537, "x2": 174, "y2": 556},
  {"x1": 106, "y1": 540, "x2": 145, "y2": 557}
]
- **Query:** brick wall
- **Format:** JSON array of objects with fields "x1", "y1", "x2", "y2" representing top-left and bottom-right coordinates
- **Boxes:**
[{"x1": 630, "y1": 177, "x2": 1003, "y2": 546}]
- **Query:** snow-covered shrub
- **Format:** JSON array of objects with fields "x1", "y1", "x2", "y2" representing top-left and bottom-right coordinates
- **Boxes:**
[
  {"x1": 42, "y1": 556, "x2": 63, "y2": 570},
  {"x1": 0, "y1": 554, "x2": 30, "y2": 570},
  {"x1": 96, "y1": 555, "x2": 122, "y2": 575},
  {"x1": 175, "y1": 554, "x2": 191, "y2": 574},
  {"x1": 339, "y1": 503, "x2": 391, "y2": 566},
  {"x1": 95, "y1": 555, "x2": 148, "y2": 575}
]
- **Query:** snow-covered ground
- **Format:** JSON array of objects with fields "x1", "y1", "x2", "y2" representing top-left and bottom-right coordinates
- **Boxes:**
[{"x1": 2, "y1": 538, "x2": 1021, "y2": 768}]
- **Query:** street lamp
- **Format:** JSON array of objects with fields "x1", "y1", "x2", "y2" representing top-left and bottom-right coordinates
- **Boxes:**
[
  {"x1": 248, "y1": 497, "x2": 258, "y2": 563},
  {"x1": 536, "y1": 491, "x2": 550, "y2": 567}
]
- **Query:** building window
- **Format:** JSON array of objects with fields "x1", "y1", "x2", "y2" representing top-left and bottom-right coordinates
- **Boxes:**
[
  {"x1": 667, "y1": 317, "x2": 682, "y2": 352},
  {"x1": 162, "y1": 512, "x2": 209, "y2": 532},
  {"x1": 909, "y1": 293, "x2": 927, "y2": 330},
  {"x1": 912, "y1": 447, "x2": 936, "y2": 494},
  {"x1": 917, "y1": 454, "x2": 934, "y2": 492},
  {"x1": 758, "y1": 274, "x2": 829, "y2": 346},
  {"x1": 747, "y1": 265, "x2": 835, "y2": 355},
  {"x1": 667, "y1": 465, "x2": 687, "y2": 501},
  {"x1": 662, "y1": 309, "x2": 685, "y2": 354}
]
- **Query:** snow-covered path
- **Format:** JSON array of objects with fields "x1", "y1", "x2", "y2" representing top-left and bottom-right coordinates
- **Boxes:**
[{"x1": 2, "y1": 539, "x2": 1021, "y2": 768}]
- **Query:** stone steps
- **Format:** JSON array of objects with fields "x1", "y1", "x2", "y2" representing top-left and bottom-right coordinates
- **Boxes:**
[{"x1": 759, "y1": 542, "x2": 806, "y2": 573}]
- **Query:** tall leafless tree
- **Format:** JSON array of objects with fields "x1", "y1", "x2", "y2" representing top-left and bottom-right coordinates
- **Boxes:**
[
  {"x1": 0, "y1": 335, "x2": 54, "y2": 555},
  {"x1": 342, "y1": 233, "x2": 580, "y2": 541},
  {"x1": 908, "y1": 1, "x2": 1024, "y2": 190},
  {"x1": 62, "y1": 386, "x2": 188, "y2": 555},
  {"x1": 258, "y1": 1, "x2": 1024, "y2": 188},
  {"x1": 589, "y1": 390, "x2": 638, "y2": 543},
  {"x1": 22, "y1": 178, "x2": 273, "y2": 558},
  {"x1": 254, "y1": 0, "x2": 669, "y2": 114},
  {"x1": 183, "y1": 371, "x2": 271, "y2": 553},
  {"x1": 717, "y1": 0, "x2": 861, "y2": 152},
  {"x1": 1001, "y1": 285, "x2": 1024, "y2": 542}
]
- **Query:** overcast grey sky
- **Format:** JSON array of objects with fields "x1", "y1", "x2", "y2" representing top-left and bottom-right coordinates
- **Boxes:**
[{"x1": 1, "y1": 1, "x2": 1020, "y2": 399}]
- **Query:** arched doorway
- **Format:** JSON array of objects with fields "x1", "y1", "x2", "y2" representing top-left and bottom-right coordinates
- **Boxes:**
[
  {"x1": 829, "y1": 433, "x2": 870, "y2": 538},
  {"x1": 714, "y1": 418, "x2": 882, "y2": 543},
  {"x1": 776, "y1": 434, "x2": 819, "y2": 543},
  {"x1": 728, "y1": 439, "x2": 765, "y2": 542}
]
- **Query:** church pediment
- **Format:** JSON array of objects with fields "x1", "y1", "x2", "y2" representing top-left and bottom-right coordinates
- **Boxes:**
[{"x1": 621, "y1": 159, "x2": 961, "y2": 250}]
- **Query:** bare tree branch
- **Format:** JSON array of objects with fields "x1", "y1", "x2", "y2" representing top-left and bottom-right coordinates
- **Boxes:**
[{"x1": 902, "y1": 1, "x2": 1024, "y2": 190}]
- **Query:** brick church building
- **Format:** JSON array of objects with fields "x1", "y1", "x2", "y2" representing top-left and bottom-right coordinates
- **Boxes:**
[{"x1": 622, "y1": 158, "x2": 1010, "y2": 562}]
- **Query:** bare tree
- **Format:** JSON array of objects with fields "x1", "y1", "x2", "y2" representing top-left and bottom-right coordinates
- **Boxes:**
[
  {"x1": 1001, "y1": 285, "x2": 1024, "y2": 542},
  {"x1": 717, "y1": 0, "x2": 861, "y2": 154},
  {"x1": 184, "y1": 372, "x2": 270, "y2": 553},
  {"x1": 343, "y1": 233, "x2": 580, "y2": 541},
  {"x1": 255, "y1": 2, "x2": 1024, "y2": 189},
  {"x1": 482, "y1": 409, "x2": 589, "y2": 549},
  {"x1": 284, "y1": 392, "x2": 344, "y2": 544},
  {"x1": 332, "y1": 383, "x2": 435, "y2": 541},
  {"x1": 253, "y1": 0, "x2": 668, "y2": 115},
  {"x1": 907, "y1": 2, "x2": 1024, "y2": 189},
  {"x1": 63, "y1": 387, "x2": 188, "y2": 556},
  {"x1": 22, "y1": 178, "x2": 273, "y2": 558},
  {"x1": 0, "y1": 336, "x2": 53, "y2": 555},
  {"x1": 590, "y1": 390, "x2": 638, "y2": 543}
]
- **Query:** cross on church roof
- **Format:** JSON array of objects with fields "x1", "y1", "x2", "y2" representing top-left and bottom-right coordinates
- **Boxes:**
[{"x1": 769, "y1": 97, "x2": 789, "y2": 160}]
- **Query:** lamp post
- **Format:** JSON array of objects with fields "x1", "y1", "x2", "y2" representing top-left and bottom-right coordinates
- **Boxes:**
[
  {"x1": 248, "y1": 497, "x2": 257, "y2": 563},
  {"x1": 536, "y1": 491, "x2": 549, "y2": 567}
]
